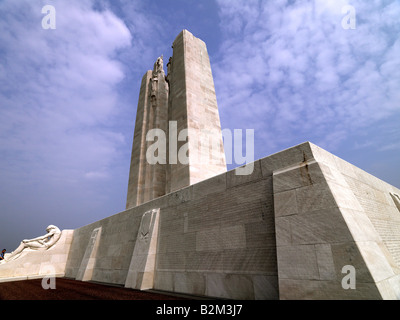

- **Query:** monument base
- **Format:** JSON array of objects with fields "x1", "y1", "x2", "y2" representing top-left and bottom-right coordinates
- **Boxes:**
[
  {"x1": 2, "y1": 142, "x2": 400, "y2": 299},
  {"x1": 63, "y1": 142, "x2": 400, "y2": 299},
  {"x1": 0, "y1": 230, "x2": 74, "y2": 283}
]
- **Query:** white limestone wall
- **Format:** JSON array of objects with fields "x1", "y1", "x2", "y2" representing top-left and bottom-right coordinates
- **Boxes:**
[
  {"x1": 311, "y1": 143, "x2": 400, "y2": 299},
  {"x1": 64, "y1": 142, "x2": 400, "y2": 299},
  {"x1": 273, "y1": 142, "x2": 400, "y2": 299},
  {"x1": 65, "y1": 156, "x2": 278, "y2": 299},
  {"x1": 153, "y1": 160, "x2": 277, "y2": 299},
  {"x1": 64, "y1": 209, "x2": 142, "y2": 285}
]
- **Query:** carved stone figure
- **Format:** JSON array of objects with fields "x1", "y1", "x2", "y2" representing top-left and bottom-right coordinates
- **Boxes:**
[
  {"x1": 151, "y1": 77, "x2": 158, "y2": 97},
  {"x1": 153, "y1": 55, "x2": 163, "y2": 73},
  {"x1": 3, "y1": 225, "x2": 61, "y2": 262}
]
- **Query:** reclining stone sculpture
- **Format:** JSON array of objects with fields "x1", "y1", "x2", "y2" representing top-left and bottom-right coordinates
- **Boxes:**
[{"x1": 1, "y1": 225, "x2": 61, "y2": 263}]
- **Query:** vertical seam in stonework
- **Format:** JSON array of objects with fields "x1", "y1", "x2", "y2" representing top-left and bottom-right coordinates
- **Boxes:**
[
  {"x1": 139, "y1": 74, "x2": 152, "y2": 205},
  {"x1": 182, "y1": 31, "x2": 191, "y2": 184}
]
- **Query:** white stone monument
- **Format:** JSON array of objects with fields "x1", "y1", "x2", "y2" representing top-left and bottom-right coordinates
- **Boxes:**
[{"x1": 2, "y1": 30, "x2": 400, "y2": 300}]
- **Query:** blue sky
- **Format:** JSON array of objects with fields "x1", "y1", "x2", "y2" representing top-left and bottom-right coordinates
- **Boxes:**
[{"x1": 0, "y1": 0, "x2": 399, "y2": 251}]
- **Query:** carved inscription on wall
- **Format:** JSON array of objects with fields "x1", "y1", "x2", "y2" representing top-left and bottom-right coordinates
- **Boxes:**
[{"x1": 76, "y1": 227, "x2": 102, "y2": 281}]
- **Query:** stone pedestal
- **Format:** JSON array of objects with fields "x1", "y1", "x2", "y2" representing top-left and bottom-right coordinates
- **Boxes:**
[{"x1": 0, "y1": 230, "x2": 74, "y2": 282}]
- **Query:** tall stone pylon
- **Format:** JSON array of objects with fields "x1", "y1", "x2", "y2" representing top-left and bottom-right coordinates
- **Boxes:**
[
  {"x1": 126, "y1": 56, "x2": 169, "y2": 209},
  {"x1": 166, "y1": 30, "x2": 226, "y2": 193},
  {"x1": 126, "y1": 30, "x2": 226, "y2": 209}
]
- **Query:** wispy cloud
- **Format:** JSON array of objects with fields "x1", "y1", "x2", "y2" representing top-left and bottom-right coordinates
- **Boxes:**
[
  {"x1": 0, "y1": 0, "x2": 140, "y2": 247},
  {"x1": 0, "y1": 0, "x2": 132, "y2": 187},
  {"x1": 213, "y1": 0, "x2": 400, "y2": 153}
]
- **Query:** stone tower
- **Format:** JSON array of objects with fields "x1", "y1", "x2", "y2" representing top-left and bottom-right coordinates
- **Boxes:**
[
  {"x1": 126, "y1": 56, "x2": 169, "y2": 209},
  {"x1": 126, "y1": 30, "x2": 226, "y2": 209}
]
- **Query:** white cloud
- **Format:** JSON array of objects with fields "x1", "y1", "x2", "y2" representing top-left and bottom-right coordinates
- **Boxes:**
[
  {"x1": 0, "y1": 0, "x2": 178, "y2": 250},
  {"x1": 0, "y1": 0, "x2": 132, "y2": 186},
  {"x1": 214, "y1": 0, "x2": 400, "y2": 151},
  {"x1": 85, "y1": 171, "x2": 109, "y2": 180}
]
